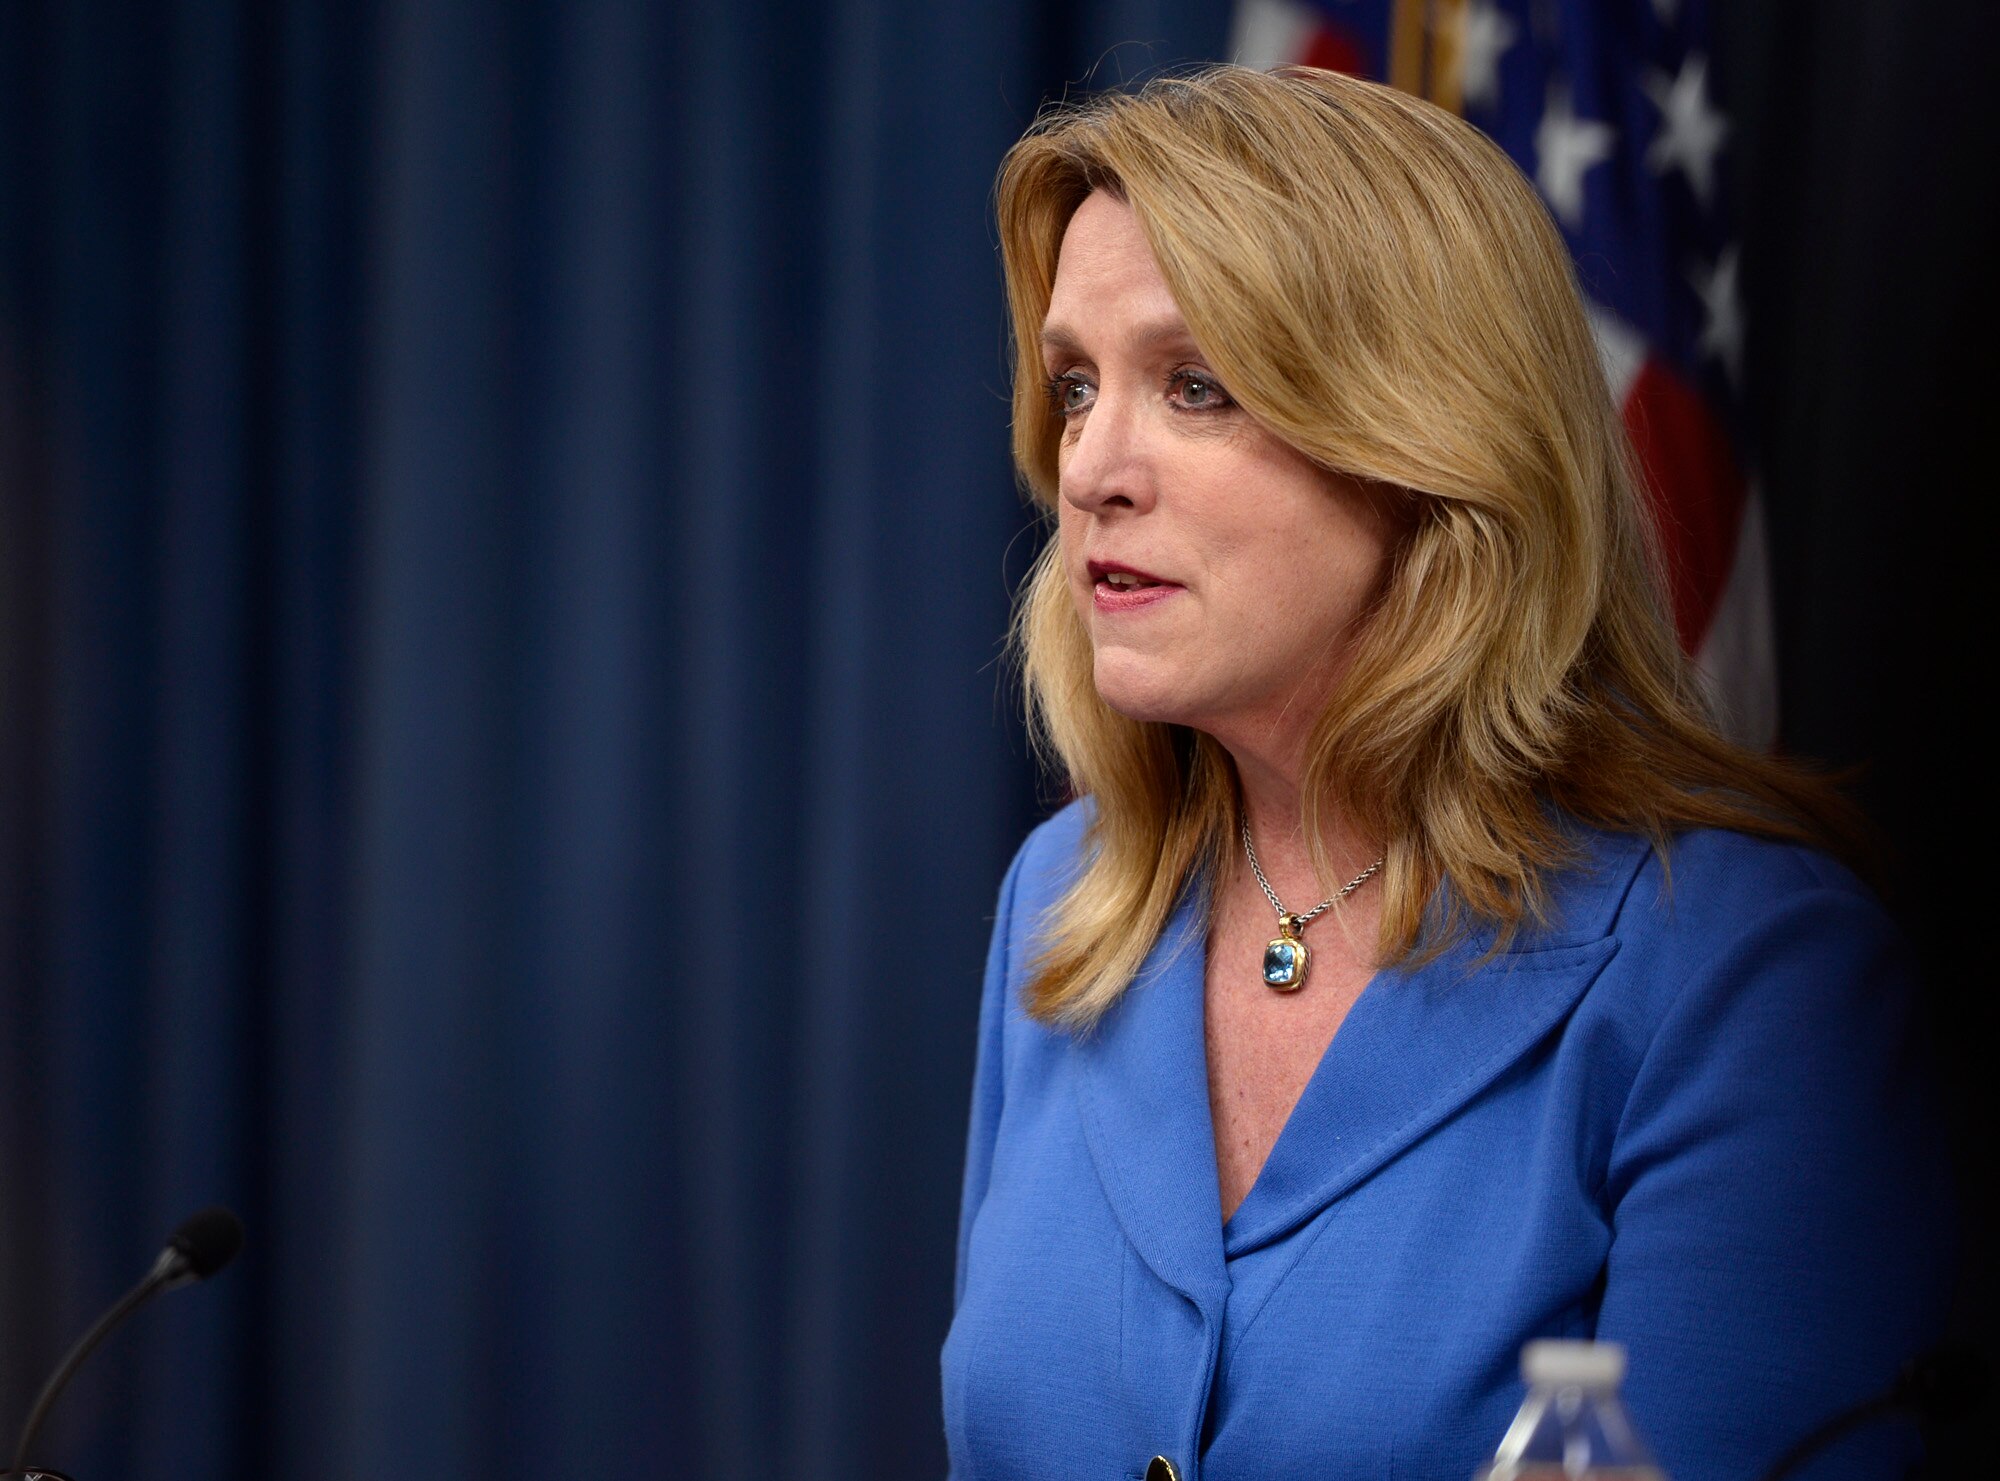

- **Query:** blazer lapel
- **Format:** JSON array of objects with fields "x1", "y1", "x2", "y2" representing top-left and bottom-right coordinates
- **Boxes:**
[
  {"x1": 1072, "y1": 883, "x2": 1233, "y2": 1312},
  {"x1": 1222, "y1": 930, "x2": 1620, "y2": 1258},
  {"x1": 1073, "y1": 827, "x2": 1643, "y2": 1278}
]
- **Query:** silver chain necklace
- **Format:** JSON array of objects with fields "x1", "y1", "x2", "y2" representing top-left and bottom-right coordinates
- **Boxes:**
[{"x1": 1240, "y1": 818, "x2": 1383, "y2": 993}]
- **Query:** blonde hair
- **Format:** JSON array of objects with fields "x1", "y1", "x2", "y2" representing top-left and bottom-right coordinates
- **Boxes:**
[{"x1": 999, "y1": 64, "x2": 1861, "y2": 1028}]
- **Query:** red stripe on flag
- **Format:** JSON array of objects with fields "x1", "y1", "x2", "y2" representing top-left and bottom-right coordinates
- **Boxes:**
[
  {"x1": 1623, "y1": 358, "x2": 1748, "y2": 652},
  {"x1": 1300, "y1": 24, "x2": 1367, "y2": 75}
]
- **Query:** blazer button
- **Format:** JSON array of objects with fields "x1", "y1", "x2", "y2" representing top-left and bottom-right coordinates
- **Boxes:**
[{"x1": 1146, "y1": 1458, "x2": 1181, "y2": 1481}]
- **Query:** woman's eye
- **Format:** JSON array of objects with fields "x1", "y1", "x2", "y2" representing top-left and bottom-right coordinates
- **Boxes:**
[
  {"x1": 1167, "y1": 368, "x2": 1232, "y2": 411},
  {"x1": 1045, "y1": 374, "x2": 1094, "y2": 417}
]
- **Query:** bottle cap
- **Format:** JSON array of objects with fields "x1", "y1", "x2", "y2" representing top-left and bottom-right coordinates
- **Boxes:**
[{"x1": 1521, "y1": 1340, "x2": 1627, "y2": 1388}]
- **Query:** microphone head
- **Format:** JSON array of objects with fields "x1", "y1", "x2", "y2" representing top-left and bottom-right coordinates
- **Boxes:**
[{"x1": 166, "y1": 1206, "x2": 244, "y2": 1282}]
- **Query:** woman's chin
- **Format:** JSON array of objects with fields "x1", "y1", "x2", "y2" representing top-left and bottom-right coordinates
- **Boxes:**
[{"x1": 1090, "y1": 657, "x2": 1208, "y2": 728}]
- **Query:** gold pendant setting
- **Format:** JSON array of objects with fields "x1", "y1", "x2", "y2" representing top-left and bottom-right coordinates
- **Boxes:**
[
  {"x1": 1262, "y1": 912, "x2": 1309, "y2": 992},
  {"x1": 1242, "y1": 818, "x2": 1385, "y2": 993}
]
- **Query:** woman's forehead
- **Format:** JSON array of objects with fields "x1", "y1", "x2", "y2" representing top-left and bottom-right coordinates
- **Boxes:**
[{"x1": 1042, "y1": 194, "x2": 1196, "y2": 355}]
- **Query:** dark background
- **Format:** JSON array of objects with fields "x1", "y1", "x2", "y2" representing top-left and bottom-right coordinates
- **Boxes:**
[{"x1": 1, "y1": 1, "x2": 1991, "y2": 1477}]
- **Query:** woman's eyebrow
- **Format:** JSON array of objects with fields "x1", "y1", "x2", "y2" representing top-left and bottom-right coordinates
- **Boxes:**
[
  {"x1": 1038, "y1": 323, "x2": 1086, "y2": 360},
  {"x1": 1038, "y1": 317, "x2": 1202, "y2": 360}
]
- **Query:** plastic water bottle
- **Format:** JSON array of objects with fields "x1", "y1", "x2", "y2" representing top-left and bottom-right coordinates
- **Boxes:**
[{"x1": 1475, "y1": 1340, "x2": 1668, "y2": 1480}]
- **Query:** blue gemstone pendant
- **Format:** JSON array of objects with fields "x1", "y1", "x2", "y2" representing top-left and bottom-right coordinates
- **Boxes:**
[{"x1": 1262, "y1": 913, "x2": 1309, "y2": 992}]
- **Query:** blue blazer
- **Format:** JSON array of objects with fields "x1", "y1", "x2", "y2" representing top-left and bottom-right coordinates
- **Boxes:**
[{"x1": 944, "y1": 802, "x2": 1953, "y2": 1481}]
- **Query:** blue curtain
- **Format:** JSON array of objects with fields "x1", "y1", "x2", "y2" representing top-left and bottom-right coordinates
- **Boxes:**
[{"x1": 0, "y1": 2, "x2": 1226, "y2": 1477}]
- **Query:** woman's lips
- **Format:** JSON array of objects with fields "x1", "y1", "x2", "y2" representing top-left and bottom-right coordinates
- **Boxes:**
[
  {"x1": 1094, "y1": 582, "x2": 1179, "y2": 612},
  {"x1": 1087, "y1": 561, "x2": 1183, "y2": 613}
]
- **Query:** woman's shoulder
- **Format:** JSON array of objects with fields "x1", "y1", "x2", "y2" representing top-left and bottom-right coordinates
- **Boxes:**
[
  {"x1": 1599, "y1": 824, "x2": 1890, "y2": 957},
  {"x1": 980, "y1": 800, "x2": 1094, "y2": 997},
  {"x1": 1540, "y1": 822, "x2": 1909, "y2": 1036},
  {"x1": 998, "y1": 796, "x2": 1096, "y2": 919}
]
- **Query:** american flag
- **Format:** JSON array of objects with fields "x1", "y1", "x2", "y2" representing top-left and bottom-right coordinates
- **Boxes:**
[{"x1": 1234, "y1": 0, "x2": 1775, "y2": 747}]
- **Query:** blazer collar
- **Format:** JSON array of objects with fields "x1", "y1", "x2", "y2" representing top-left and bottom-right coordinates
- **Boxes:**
[{"x1": 1071, "y1": 831, "x2": 1644, "y2": 1296}]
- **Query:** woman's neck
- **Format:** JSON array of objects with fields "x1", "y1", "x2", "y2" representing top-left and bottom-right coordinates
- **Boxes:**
[{"x1": 1228, "y1": 742, "x2": 1380, "y2": 912}]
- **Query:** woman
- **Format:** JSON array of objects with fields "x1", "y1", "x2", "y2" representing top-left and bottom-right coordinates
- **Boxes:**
[{"x1": 944, "y1": 65, "x2": 1953, "y2": 1481}]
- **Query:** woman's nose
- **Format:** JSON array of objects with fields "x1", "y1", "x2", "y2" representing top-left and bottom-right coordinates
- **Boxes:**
[{"x1": 1058, "y1": 393, "x2": 1157, "y2": 516}]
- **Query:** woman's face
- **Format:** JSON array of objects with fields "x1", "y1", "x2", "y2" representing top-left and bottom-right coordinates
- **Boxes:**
[{"x1": 1044, "y1": 191, "x2": 1400, "y2": 752}]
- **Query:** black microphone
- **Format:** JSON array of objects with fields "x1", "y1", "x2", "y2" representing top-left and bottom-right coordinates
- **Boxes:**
[
  {"x1": 10, "y1": 1207, "x2": 245, "y2": 1473},
  {"x1": 1757, "y1": 1342, "x2": 1990, "y2": 1481}
]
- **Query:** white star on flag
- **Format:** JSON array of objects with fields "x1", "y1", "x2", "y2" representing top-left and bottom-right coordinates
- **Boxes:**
[
  {"x1": 1229, "y1": 0, "x2": 1316, "y2": 72},
  {"x1": 1455, "y1": 0, "x2": 1518, "y2": 111},
  {"x1": 1535, "y1": 85, "x2": 1616, "y2": 228},
  {"x1": 1691, "y1": 245, "x2": 1744, "y2": 386},
  {"x1": 1644, "y1": 55, "x2": 1729, "y2": 205}
]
